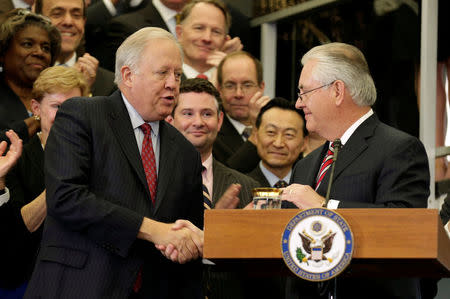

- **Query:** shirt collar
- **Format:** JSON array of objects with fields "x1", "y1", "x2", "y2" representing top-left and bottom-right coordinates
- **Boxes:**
[
  {"x1": 121, "y1": 92, "x2": 159, "y2": 136},
  {"x1": 339, "y1": 109, "x2": 373, "y2": 145},
  {"x1": 55, "y1": 52, "x2": 77, "y2": 67},
  {"x1": 182, "y1": 63, "x2": 215, "y2": 80},
  {"x1": 12, "y1": 0, "x2": 30, "y2": 9},
  {"x1": 202, "y1": 153, "x2": 213, "y2": 173},
  {"x1": 226, "y1": 113, "x2": 247, "y2": 135},
  {"x1": 259, "y1": 161, "x2": 291, "y2": 187}
]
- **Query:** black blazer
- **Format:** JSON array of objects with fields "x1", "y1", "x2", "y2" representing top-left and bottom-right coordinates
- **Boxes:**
[
  {"x1": 101, "y1": 2, "x2": 169, "y2": 71},
  {"x1": 0, "y1": 76, "x2": 31, "y2": 142},
  {"x1": 286, "y1": 114, "x2": 429, "y2": 208},
  {"x1": 0, "y1": 135, "x2": 44, "y2": 289},
  {"x1": 25, "y1": 91, "x2": 203, "y2": 298},
  {"x1": 441, "y1": 196, "x2": 450, "y2": 225},
  {"x1": 247, "y1": 165, "x2": 271, "y2": 188},
  {"x1": 91, "y1": 66, "x2": 117, "y2": 96}
]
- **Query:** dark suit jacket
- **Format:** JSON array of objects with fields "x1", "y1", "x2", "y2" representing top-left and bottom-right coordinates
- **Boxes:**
[
  {"x1": 0, "y1": 76, "x2": 31, "y2": 143},
  {"x1": 101, "y1": 2, "x2": 168, "y2": 71},
  {"x1": 0, "y1": 135, "x2": 44, "y2": 289},
  {"x1": 25, "y1": 90, "x2": 203, "y2": 299},
  {"x1": 285, "y1": 114, "x2": 429, "y2": 298},
  {"x1": 211, "y1": 158, "x2": 259, "y2": 209},
  {"x1": 286, "y1": 114, "x2": 429, "y2": 208},
  {"x1": 91, "y1": 66, "x2": 117, "y2": 96},
  {"x1": 213, "y1": 115, "x2": 260, "y2": 173},
  {"x1": 247, "y1": 165, "x2": 271, "y2": 187},
  {"x1": 85, "y1": 0, "x2": 149, "y2": 60}
]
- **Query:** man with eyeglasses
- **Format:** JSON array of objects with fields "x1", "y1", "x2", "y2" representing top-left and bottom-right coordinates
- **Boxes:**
[
  {"x1": 213, "y1": 51, "x2": 271, "y2": 173},
  {"x1": 282, "y1": 43, "x2": 430, "y2": 298}
]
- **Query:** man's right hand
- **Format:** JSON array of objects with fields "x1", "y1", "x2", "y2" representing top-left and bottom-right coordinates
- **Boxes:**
[{"x1": 139, "y1": 218, "x2": 203, "y2": 264}]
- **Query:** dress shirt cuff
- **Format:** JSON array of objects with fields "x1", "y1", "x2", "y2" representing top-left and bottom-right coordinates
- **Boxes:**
[
  {"x1": 445, "y1": 221, "x2": 450, "y2": 239},
  {"x1": 102, "y1": 0, "x2": 117, "y2": 16},
  {"x1": 326, "y1": 199, "x2": 339, "y2": 209},
  {"x1": 129, "y1": 0, "x2": 143, "y2": 7},
  {"x1": 0, "y1": 187, "x2": 10, "y2": 207}
]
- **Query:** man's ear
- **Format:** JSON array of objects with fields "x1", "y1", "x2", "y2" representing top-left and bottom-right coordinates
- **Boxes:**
[
  {"x1": 121, "y1": 66, "x2": 133, "y2": 87},
  {"x1": 333, "y1": 80, "x2": 345, "y2": 106},
  {"x1": 217, "y1": 111, "x2": 224, "y2": 131},
  {"x1": 165, "y1": 115, "x2": 174, "y2": 124}
]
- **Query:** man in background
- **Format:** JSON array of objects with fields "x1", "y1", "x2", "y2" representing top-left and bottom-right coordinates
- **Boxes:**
[
  {"x1": 167, "y1": 78, "x2": 259, "y2": 209},
  {"x1": 214, "y1": 51, "x2": 270, "y2": 173},
  {"x1": 248, "y1": 97, "x2": 307, "y2": 188},
  {"x1": 34, "y1": 0, "x2": 116, "y2": 96}
]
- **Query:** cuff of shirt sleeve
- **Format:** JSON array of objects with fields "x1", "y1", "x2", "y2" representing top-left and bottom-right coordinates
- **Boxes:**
[
  {"x1": 0, "y1": 187, "x2": 10, "y2": 207},
  {"x1": 326, "y1": 199, "x2": 339, "y2": 209},
  {"x1": 445, "y1": 221, "x2": 450, "y2": 239},
  {"x1": 103, "y1": 0, "x2": 117, "y2": 16}
]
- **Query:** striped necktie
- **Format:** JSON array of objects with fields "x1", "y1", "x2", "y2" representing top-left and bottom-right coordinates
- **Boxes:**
[{"x1": 315, "y1": 142, "x2": 334, "y2": 191}]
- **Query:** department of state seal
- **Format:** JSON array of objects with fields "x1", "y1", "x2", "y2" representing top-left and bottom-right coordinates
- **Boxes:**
[{"x1": 281, "y1": 208, "x2": 353, "y2": 281}]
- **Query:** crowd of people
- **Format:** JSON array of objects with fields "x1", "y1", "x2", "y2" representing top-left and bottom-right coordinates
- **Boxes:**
[{"x1": 0, "y1": 0, "x2": 448, "y2": 299}]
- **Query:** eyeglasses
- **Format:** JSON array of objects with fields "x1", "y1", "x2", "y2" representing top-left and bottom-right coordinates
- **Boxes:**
[
  {"x1": 297, "y1": 81, "x2": 335, "y2": 101},
  {"x1": 222, "y1": 82, "x2": 258, "y2": 94}
]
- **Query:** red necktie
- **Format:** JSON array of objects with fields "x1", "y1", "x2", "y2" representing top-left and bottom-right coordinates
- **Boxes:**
[
  {"x1": 315, "y1": 142, "x2": 334, "y2": 191},
  {"x1": 196, "y1": 73, "x2": 208, "y2": 80},
  {"x1": 140, "y1": 123, "x2": 157, "y2": 203}
]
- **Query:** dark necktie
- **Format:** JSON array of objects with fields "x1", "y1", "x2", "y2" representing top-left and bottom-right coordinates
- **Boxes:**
[
  {"x1": 315, "y1": 142, "x2": 334, "y2": 191},
  {"x1": 196, "y1": 73, "x2": 208, "y2": 80},
  {"x1": 242, "y1": 126, "x2": 252, "y2": 139},
  {"x1": 140, "y1": 123, "x2": 157, "y2": 203},
  {"x1": 274, "y1": 180, "x2": 288, "y2": 188},
  {"x1": 202, "y1": 166, "x2": 212, "y2": 209}
]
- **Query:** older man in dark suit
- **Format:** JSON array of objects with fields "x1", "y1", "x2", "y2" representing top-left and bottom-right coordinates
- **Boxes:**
[
  {"x1": 25, "y1": 27, "x2": 204, "y2": 299},
  {"x1": 283, "y1": 42, "x2": 429, "y2": 298}
]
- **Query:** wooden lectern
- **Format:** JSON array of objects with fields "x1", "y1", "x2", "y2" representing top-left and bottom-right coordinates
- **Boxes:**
[{"x1": 204, "y1": 209, "x2": 450, "y2": 277}]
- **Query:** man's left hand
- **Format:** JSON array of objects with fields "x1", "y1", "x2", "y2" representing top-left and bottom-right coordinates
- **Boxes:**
[
  {"x1": 74, "y1": 53, "x2": 98, "y2": 88},
  {"x1": 281, "y1": 184, "x2": 325, "y2": 209}
]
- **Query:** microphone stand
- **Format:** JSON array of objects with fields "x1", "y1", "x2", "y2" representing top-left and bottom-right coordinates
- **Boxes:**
[{"x1": 324, "y1": 139, "x2": 342, "y2": 207}]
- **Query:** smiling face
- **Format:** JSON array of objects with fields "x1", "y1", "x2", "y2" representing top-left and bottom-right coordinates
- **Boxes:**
[
  {"x1": 2, "y1": 25, "x2": 52, "y2": 87},
  {"x1": 256, "y1": 107, "x2": 305, "y2": 174},
  {"x1": 41, "y1": 0, "x2": 85, "y2": 60},
  {"x1": 176, "y1": 2, "x2": 226, "y2": 71},
  {"x1": 296, "y1": 60, "x2": 335, "y2": 138},
  {"x1": 170, "y1": 91, "x2": 223, "y2": 157},
  {"x1": 124, "y1": 38, "x2": 183, "y2": 122}
]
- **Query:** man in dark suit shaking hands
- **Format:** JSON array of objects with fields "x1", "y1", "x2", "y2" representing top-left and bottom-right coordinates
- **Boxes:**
[
  {"x1": 282, "y1": 43, "x2": 430, "y2": 298},
  {"x1": 25, "y1": 27, "x2": 204, "y2": 299}
]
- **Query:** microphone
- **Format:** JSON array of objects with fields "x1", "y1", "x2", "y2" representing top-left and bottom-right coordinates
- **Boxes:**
[{"x1": 324, "y1": 139, "x2": 342, "y2": 207}]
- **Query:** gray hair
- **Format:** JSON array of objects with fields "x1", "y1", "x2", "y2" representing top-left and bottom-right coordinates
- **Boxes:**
[
  {"x1": 301, "y1": 42, "x2": 377, "y2": 106},
  {"x1": 114, "y1": 27, "x2": 183, "y2": 85}
]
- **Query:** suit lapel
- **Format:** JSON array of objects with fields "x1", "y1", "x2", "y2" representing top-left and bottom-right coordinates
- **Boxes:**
[
  {"x1": 212, "y1": 159, "x2": 227, "y2": 205},
  {"x1": 153, "y1": 121, "x2": 177, "y2": 213},
  {"x1": 107, "y1": 91, "x2": 150, "y2": 199},
  {"x1": 332, "y1": 115, "x2": 378, "y2": 182},
  {"x1": 143, "y1": 3, "x2": 169, "y2": 30}
]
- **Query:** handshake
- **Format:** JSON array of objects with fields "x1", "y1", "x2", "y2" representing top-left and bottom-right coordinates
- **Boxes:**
[{"x1": 138, "y1": 218, "x2": 203, "y2": 264}]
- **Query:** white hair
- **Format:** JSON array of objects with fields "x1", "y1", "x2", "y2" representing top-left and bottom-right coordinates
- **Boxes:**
[
  {"x1": 301, "y1": 42, "x2": 377, "y2": 106},
  {"x1": 114, "y1": 27, "x2": 183, "y2": 85}
]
